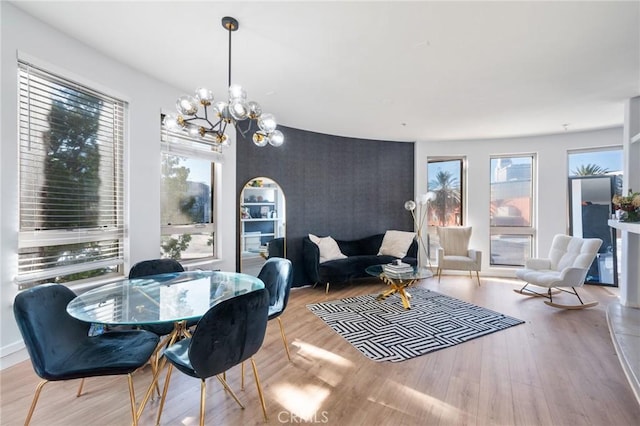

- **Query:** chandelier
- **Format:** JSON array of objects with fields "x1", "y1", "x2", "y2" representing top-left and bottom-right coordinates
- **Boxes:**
[{"x1": 163, "y1": 16, "x2": 283, "y2": 148}]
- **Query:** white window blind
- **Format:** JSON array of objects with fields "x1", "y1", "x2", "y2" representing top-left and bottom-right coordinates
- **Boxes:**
[
  {"x1": 17, "y1": 61, "x2": 125, "y2": 286},
  {"x1": 160, "y1": 124, "x2": 225, "y2": 164}
]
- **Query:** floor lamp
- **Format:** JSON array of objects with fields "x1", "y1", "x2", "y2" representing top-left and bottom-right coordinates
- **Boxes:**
[{"x1": 404, "y1": 192, "x2": 436, "y2": 275}]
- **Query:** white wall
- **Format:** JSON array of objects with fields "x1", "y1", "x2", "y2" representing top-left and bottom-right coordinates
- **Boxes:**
[
  {"x1": 0, "y1": 3, "x2": 237, "y2": 368},
  {"x1": 415, "y1": 127, "x2": 623, "y2": 277}
]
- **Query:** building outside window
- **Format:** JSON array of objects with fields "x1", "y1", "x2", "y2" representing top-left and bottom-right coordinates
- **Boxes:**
[
  {"x1": 160, "y1": 118, "x2": 220, "y2": 261},
  {"x1": 489, "y1": 155, "x2": 535, "y2": 266},
  {"x1": 17, "y1": 61, "x2": 125, "y2": 288}
]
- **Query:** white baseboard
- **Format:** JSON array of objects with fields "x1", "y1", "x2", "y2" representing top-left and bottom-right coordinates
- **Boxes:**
[{"x1": 1, "y1": 340, "x2": 28, "y2": 370}]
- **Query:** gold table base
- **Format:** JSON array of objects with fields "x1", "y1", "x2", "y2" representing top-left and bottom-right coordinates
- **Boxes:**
[{"x1": 376, "y1": 276, "x2": 419, "y2": 309}]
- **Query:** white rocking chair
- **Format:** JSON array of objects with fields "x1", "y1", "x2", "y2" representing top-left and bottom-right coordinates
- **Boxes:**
[{"x1": 514, "y1": 234, "x2": 602, "y2": 309}]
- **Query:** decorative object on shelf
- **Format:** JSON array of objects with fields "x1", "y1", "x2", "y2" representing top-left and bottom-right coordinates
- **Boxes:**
[
  {"x1": 613, "y1": 189, "x2": 640, "y2": 222},
  {"x1": 404, "y1": 192, "x2": 437, "y2": 272},
  {"x1": 241, "y1": 206, "x2": 250, "y2": 219},
  {"x1": 163, "y1": 16, "x2": 283, "y2": 149}
]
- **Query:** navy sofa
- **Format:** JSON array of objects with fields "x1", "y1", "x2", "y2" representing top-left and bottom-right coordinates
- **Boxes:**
[{"x1": 303, "y1": 233, "x2": 417, "y2": 291}]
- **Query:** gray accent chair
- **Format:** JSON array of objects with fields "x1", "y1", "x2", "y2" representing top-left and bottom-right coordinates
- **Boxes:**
[{"x1": 436, "y1": 226, "x2": 482, "y2": 286}]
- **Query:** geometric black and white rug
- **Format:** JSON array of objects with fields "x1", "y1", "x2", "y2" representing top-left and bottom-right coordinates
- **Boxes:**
[{"x1": 307, "y1": 288, "x2": 524, "y2": 362}]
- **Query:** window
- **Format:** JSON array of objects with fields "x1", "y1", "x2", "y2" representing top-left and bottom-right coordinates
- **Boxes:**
[
  {"x1": 568, "y1": 148, "x2": 623, "y2": 196},
  {"x1": 160, "y1": 119, "x2": 221, "y2": 261},
  {"x1": 17, "y1": 61, "x2": 125, "y2": 288},
  {"x1": 489, "y1": 155, "x2": 535, "y2": 266},
  {"x1": 567, "y1": 147, "x2": 623, "y2": 285},
  {"x1": 427, "y1": 158, "x2": 464, "y2": 263},
  {"x1": 568, "y1": 148, "x2": 623, "y2": 178}
]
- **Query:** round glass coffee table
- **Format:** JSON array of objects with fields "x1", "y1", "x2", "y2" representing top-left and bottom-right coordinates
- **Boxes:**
[{"x1": 365, "y1": 265, "x2": 433, "y2": 310}]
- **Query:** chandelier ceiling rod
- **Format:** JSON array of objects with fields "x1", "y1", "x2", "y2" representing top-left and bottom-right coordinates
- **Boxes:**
[{"x1": 222, "y1": 16, "x2": 238, "y2": 89}]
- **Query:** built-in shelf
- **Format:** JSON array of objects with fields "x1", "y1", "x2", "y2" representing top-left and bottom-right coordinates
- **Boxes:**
[
  {"x1": 631, "y1": 132, "x2": 640, "y2": 144},
  {"x1": 242, "y1": 232, "x2": 275, "y2": 238},
  {"x1": 241, "y1": 218, "x2": 279, "y2": 222},
  {"x1": 609, "y1": 219, "x2": 640, "y2": 234}
]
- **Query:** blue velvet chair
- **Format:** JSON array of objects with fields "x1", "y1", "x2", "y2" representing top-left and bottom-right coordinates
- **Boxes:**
[
  {"x1": 155, "y1": 288, "x2": 270, "y2": 426},
  {"x1": 258, "y1": 257, "x2": 294, "y2": 360},
  {"x1": 13, "y1": 283, "x2": 159, "y2": 426}
]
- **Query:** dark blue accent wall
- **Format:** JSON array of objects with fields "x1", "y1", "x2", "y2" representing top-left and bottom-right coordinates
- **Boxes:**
[{"x1": 236, "y1": 125, "x2": 415, "y2": 287}]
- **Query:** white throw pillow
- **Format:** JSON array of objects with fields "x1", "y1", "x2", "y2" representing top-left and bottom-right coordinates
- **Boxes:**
[
  {"x1": 308, "y1": 234, "x2": 347, "y2": 263},
  {"x1": 378, "y1": 230, "x2": 416, "y2": 258}
]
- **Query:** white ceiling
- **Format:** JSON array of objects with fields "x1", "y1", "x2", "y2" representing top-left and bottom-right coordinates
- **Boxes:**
[{"x1": 11, "y1": 1, "x2": 640, "y2": 142}]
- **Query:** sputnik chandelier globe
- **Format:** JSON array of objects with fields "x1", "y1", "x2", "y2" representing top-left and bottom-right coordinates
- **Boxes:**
[{"x1": 163, "y1": 16, "x2": 283, "y2": 148}]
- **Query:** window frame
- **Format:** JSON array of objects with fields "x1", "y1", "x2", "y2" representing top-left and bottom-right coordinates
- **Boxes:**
[
  {"x1": 489, "y1": 154, "x2": 536, "y2": 267},
  {"x1": 426, "y1": 156, "x2": 466, "y2": 263},
  {"x1": 160, "y1": 117, "x2": 222, "y2": 262},
  {"x1": 16, "y1": 60, "x2": 126, "y2": 288}
]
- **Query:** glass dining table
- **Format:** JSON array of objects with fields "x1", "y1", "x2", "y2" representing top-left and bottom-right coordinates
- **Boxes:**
[
  {"x1": 67, "y1": 270, "x2": 264, "y2": 326},
  {"x1": 66, "y1": 270, "x2": 265, "y2": 419}
]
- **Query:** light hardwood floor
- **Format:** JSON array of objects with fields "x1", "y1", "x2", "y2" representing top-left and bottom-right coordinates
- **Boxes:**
[{"x1": 2, "y1": 276, "x2": 639, "y2": 425}]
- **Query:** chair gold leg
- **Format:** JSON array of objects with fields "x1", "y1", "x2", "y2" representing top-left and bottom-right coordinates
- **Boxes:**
[
  {"x1": 151, "y1": 335, "x2": 172, "y2": 397},
  {"x1": 76, "y1": 378, "x2": 85, "y2": 397},
  {"x1": 199, "y1": 379, "x2": 206, "y2": 426},
  {"x1": 437, "y1": 268, "x2": 442, "y2": 282},
  {"x1": 138, "y1": 325, "x2": 183, "y2": 419},
  {"x1": 475, "y1": 271, "x2": 481, "y2": 286},
  {"x1": 241, "y1": 362, "x2": 245, "y2": 390},
  {"x1": 277, "y1": 317, "x2": 291, "y2": 361},
  {"x1": 137, "y1": 353, "x2": 167, "y2": 419},
  {"x1": 127, "y1": 373, "x2": 138, "y2": 426},
  {"x1": 24, "y1": 380, "x2": 47, "y2": 426},
  {"x1": 216, "y1": 375, "x2": 245, "y2": 409},
  {"x1": 250, "y1": 357, "x2": 268, "y2": 422},
  {"x1": 148, "y1": 355, "x2": 161, "y2": 398},
  {"x1": 325, "y1": 282, "x2": 330, "y2": 294},
  {"x1": 155, "y1": 364, "x2": 174, "y2": 426}
]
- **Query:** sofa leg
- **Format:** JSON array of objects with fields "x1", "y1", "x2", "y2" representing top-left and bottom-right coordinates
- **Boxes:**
[
  {"x1": 325, "y1": 282, "x2": 330, "y2": 294},
  {"x1": 437, "y1": 268, "x2": 442, "y2": 282}
]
